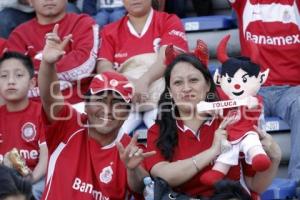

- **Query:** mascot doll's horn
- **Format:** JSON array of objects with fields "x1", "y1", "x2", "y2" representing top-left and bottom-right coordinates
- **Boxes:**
[{"x1": 217, "y1": 34, "x2": 230, "y2": 63}]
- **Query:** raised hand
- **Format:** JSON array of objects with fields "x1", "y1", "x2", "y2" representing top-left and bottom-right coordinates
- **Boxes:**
[
  {"x1": 42, "y1": 24, "x2": 72, "y2": 65},
  {"x1": 116, "y1": 134, "x2": 156, "y2": 170}
]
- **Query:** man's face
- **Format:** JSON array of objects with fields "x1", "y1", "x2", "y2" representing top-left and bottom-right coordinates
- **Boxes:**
[
  {"x1": 29, "y1": 0, "x2": 67, "y2": 19},
  {"x1": 85, "y1": 92, "x2": 130, "y2": 135},
  {"x1": 220, "y1": 69, "x2": 261, "y2": 99}
]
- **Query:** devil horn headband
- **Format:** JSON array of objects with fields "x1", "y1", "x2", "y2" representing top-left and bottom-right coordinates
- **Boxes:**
[
  {"x1": 217, "y1": 34, "x2": 231, "y2": 63},
  {"x1": 165, "y1": 39, "x2": 209, "y2": 67}
]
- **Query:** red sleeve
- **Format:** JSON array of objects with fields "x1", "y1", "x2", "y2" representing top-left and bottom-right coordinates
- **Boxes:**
[
  {"x1": 0, "y1": 38, "x2": 6, "y2": 55},
  {"x1": 144, "y1": 124, "x2": 166, "y2": 172},
  {"x1": 55, "y1": 15, "x2": 99, "y2": 80},
  {"x1": 41, "y1": 104, "x2": 83, "y2": 154},
  {"x1": 160, "y1": 14, "x2": 189, "y2": 51},
  {"x1": 97, "y1": 26, "x2": 115, "y2": 62}
]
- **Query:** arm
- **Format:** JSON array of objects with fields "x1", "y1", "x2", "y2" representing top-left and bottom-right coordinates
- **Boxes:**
[
  {"x1": 96, "y1": 59, "x2": 115, "y2": 73},
  {"x1": 55, "y1": 17, "x2": 98, "y2": 81},
  {"x1": 31, "y1": 144, "x2": 48, "y2": 183},
  {"x1": 150, "y1": 128, "x2": 226, "y2": 187},
  {"x1": 38, "y1": 24, "x2": 72, "y2": 122},
  {"x1": 244, "y1": 127, "x2": 282, "y2": 193},
  {"x1": 116, "y1": 134, "x2": 156, "y2": 193}
]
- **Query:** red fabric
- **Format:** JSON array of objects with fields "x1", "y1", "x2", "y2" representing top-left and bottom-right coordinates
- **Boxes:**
[
  {"x1": 231, "y1": 0, "x2": 300, "y2": 86},
  {"x1": 0, "y1": 38, "x2": 6, "y2": 56},
  {"x1": 41, "y1": 105, "x2": 133, "y2": 200},
  {"x1": 145, "y1": 120, "x2": 243, "y2": 197},
  {"x1": 0, "y1": 100, "x2": 46, "y2": 170},
  {"x1": 7, "y1": 14, "x2": 98, "y2": 103},
  {"x1": 98, "y1": 9, "x2": 188, "y2": 69}
]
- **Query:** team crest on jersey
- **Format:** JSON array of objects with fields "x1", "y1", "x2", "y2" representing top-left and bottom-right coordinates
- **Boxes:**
[
  {"x1": 99, "y1": 166, "x2": 113, "y2": 184},
  {"x1": 21, "y1": 122, "x2": 36, "y2": 142}
]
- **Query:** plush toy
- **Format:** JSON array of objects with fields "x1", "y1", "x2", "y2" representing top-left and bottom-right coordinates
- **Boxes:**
[{"x1": 199, "y1": 35, "x2": 271, "y2": 186}]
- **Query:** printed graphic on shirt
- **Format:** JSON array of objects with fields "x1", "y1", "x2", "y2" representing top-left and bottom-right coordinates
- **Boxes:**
[
  {"x1": 99, "y1": 166, "x2": 113, "y2": 184},
  {"x1": 21, "y1": 122, "x2": 36, "y2": 142}
]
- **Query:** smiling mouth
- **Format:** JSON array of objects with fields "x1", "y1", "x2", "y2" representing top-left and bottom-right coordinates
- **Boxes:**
[{"x1": 232, "y1": 90, "x2": 244, "y2": 96}]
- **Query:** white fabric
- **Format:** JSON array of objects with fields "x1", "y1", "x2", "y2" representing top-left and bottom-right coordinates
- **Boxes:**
[{"x1": 216, "y1": 132, "x2": 266, "y2": 165}]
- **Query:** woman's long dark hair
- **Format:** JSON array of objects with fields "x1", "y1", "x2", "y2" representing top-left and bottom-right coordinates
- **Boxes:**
[{"x1": 156, "y1": 53, "x2": 218, "y2": 161}]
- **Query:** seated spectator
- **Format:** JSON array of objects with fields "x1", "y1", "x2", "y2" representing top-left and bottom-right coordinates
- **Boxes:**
[
  {"x1": 0, "y1": 0, "x2": 80, "y2": 39},
  {"x1": 229, "y1": 0, "x2": 300, "y2": 182},
  {"x1": 0, "y1": 52, "x2": 48, "y2": 200},
  {"x1": 144, "y1": 53, "x2": 282, "y2": 199},
  {"x1": 37, "y1": 24, "x2": 155, "y2": 199},
  {"x1": 210, "y1": 180, "x2": 251, "y2": 200},
  {"x1": 7, "y1": 0, "x2": 99, "y2": 107},
  {"x1": 0, "y1": 165, "x2": 32, "y2": 200},
  {"x1": 82, "y1": 0, "x2": 125, "y2": 28},
  {"x1": 97, "y1": 0, "x2": 188, "y2": 134}
]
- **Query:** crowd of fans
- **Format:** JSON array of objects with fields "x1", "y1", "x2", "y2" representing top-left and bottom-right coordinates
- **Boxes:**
[{"x1": 0, "y1": 0, "x2": 299, "y2": 199}]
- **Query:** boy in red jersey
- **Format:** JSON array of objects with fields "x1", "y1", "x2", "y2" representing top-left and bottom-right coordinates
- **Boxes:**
[
  {"x1": 0, "y1": 51, "x2": 48, "y2": 200},
  {"x1": 7, "y1": 0, "x2": 98, "y2": 105},
  {"x1": 38, "y1": 24, "x2": 155, "y2": 200}
]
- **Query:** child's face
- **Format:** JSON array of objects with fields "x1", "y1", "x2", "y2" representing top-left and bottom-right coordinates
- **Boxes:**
[{"x1": 0, "y1": 58, "x2": 34, "y2": 102}]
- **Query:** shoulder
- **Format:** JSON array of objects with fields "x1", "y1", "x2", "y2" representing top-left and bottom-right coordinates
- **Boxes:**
[
  {"x1": 64, "y1": 13, "x2": 96, "y2": 25},
  {"x1": 101, "y1": 16, "x2": 127, "y2": 35}
]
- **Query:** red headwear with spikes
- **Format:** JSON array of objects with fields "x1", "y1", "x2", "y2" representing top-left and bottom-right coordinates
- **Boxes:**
[{"x1": 164, "y1": 39, "x2": 209, "y2": 67}]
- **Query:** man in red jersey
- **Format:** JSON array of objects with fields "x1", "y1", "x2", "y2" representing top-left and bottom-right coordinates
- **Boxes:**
[
  {"x1": 229, "y1": 0, "x2": 300, "y2": 183},
  {"x1": 7, "y1": 0, "x2": 99, "y2": 105},
  {"x1": 38, "y1": 24, "x2": 155, "y2": 200}
]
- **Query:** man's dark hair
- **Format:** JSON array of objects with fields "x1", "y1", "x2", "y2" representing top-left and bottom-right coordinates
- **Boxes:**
[
  {"x1": 0, "y1": 165, "x2": 32, "y2": 200},
  {"x1": 0, "y1": 51, "x2": 35, "y2": 78}
]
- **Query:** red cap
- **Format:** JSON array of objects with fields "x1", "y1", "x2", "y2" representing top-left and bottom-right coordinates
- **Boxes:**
[{"x1": 89, "y1": 71, "x2": 134, "y2": 103}]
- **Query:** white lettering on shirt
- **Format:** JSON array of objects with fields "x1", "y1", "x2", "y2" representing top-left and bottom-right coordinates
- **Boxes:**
[
  {"x1": 72, "y1": 177, "x2": 110, "y2": 200},
  {"x1": 168, "y1": 30, "x2": 187, "y2": 41},
  {"x1": 19, "y1": 149, "x2": 39, "y2": 160},
  {"x1": 246, "y1": 31, "x2": 300, "y2": 46}
]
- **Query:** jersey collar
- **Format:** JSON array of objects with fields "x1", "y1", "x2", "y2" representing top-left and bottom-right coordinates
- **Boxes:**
[{"x1": 127, "y1": 8, "x2": 154, "y2": 38}]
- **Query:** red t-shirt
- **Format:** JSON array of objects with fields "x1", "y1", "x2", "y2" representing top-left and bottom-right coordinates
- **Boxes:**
[
  {"x1": 41, "y1": 105, "x2": 133, "y2": 200},
  {"x1": 7, "y1": 13, "x2": 98, "y2": 103},
  {"x1": 0, "y1": 100, "x2": 46, "y2": 170},
  {"x1": 231, "y1": 0, "x2": 300, "y2": 86},
  {"x1": 98, "y1": 9, "x2": 189, "y2": 69},
  {"x1": 145, "y1": 119, "x2": 254, "y2": 197},
  {"x1": 0, "y1": 38, "x2": 5, "y2": 55}
]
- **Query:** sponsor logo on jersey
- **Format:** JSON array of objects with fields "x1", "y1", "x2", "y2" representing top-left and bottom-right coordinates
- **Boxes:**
[
  {"x1": 21, "y1": 122, "x2": 36, "y2": 142},
  {"x1": 72, "y1": 177, "x2": 110, "y2": 200},
  {"x1": 246, "y1": 31, "x2": 300, "y2": 46},
  {"x1": 99, "y1": 166, "x2": 113, "y2": 184},
  {"x1": 114, "y1": 52, "x2": 128, "y2": 58},
  {"x1": 168, "y1": 30, "x2": 187, "y2": 41}
]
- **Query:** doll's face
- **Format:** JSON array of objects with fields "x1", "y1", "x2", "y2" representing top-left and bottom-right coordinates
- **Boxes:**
[{"x1": 220, "y1": 68, "x2": 261, "y2": 99}]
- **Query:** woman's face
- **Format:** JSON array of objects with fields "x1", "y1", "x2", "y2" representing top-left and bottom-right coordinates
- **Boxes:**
[
  {"x1": 169, "y1": 62, "x2": 210, "y2": 115},
  {"x1": 123, "y1": 0, "x2": 152, "y2": 17}
]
